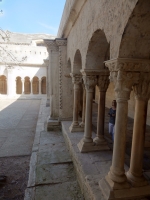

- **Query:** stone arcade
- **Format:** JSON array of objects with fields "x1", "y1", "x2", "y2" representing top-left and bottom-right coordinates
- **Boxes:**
[
  {"x1": 43, "y1": 0, "x2": 150, "y2": 199},
  {"x1": 0, "y1": 32, "x2": 55, "y2": 98}
]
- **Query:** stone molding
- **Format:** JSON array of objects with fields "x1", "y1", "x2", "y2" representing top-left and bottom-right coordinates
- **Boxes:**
[
  {"x1": 133, "y1": 72, "x2": 150, "y2": 101},
  {"x1": 97, "y1": 75, "x2": 109, "y2": 92},
  {"x1": 105, "y1": 58, "x2": 150, "y2": 72},
  {"x1": 55, "y1": 39, "x2": 67, "y2": 46}
]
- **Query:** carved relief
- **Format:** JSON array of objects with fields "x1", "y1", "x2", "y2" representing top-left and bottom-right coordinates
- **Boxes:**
[
  {"x1": 83, "y1": 75, "x2": 97, "y2": 92},
  {"x1": 133, "y1": 72, "x2": 150, "y2": 101},
  {"x1": 97, "y1": 75, "x2": 109, "y2": 92}
]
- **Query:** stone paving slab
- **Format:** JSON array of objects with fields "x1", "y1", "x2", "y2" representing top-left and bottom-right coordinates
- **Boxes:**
[{"x1": 25, "y1": 99, "x2": 84, "y2": 200}]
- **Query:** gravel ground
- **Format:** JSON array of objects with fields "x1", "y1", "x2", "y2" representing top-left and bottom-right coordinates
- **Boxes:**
[{"x1": 0, "y1": 156, "x2": 30, "y2": 200}]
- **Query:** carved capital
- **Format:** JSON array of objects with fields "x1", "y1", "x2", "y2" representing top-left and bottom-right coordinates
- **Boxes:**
[
  {"x1": 43, "y1": 40, "x2": 58, "y2": 52},
  {"x1": 110, "y1": 71, "x2": 140, "y2": 102},
  {"x1": 97, "y1": 75, "x2": 109, "y2": 92},
  {"x1": 133, "y1": 73, "x2": 150, "y2": 101},
  {"x1": 105, "y1": 58, "x2": 150, "y2": 72},
  {"x1": 70, "y1": 73, "x2": 82, "y2": 90},
  {"x1": 55, "y1": 39, "x2": 67, "y2": 46},
  {"x1": 83, "y1": 75, "x2": 97, "y2": 92}
]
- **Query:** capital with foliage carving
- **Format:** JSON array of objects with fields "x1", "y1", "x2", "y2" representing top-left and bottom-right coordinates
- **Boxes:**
[
  {"x1": 133, "y1": 72, "x2": 150, "y2": 101},
  {"x1": 97, "y1": 75, "x2": 109, "y2": 92},
  {"x1": 70, "y1": 73, "x2": 82, "y2": 90},
  {"x1": 83, "y1": 75, "x2": 97, "y2": 92}
]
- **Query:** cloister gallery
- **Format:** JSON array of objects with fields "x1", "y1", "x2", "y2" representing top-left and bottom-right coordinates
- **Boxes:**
[
  {"x1": 2, "y1": 0, "x2": 150, "y2": 200},
  {"x1": 43, "y1": 0, "x2": 150, "y2": 199}
]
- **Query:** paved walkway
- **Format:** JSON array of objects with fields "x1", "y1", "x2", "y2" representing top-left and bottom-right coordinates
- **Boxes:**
[{"x1": 0, "y1": 98, "x2": 41, "y2": 157}]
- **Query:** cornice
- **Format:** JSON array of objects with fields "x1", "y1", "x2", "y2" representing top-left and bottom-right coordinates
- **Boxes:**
[
  {"x1": 0, "y1": 62, "x2": 46, "y2": 67},
  {"x1": 57, "y1": 0, "x2": 87, "y2": 38},
  {"x1": 105, "y1": 58, "x2": 150, "y2": 72}
]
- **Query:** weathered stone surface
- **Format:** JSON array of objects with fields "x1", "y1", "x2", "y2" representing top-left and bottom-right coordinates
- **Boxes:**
[{"x1": 35, "y1": 181, "x2": 84, "y2": 200}]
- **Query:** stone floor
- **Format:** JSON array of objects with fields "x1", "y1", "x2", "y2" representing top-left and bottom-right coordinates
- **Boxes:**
[
  {"x1": 0, "y1": 98, "x2": 41, "y2": 157},
  {"x1": 24, "y1": 99, "x2": 84, "y2": 200}
]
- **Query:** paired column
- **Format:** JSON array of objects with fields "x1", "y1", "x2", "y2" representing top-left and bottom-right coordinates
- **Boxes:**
[
  {"x1": 77, "y1": 74, "x2": 97, "y2": 152},
  {"x1": 79, "y1": 84, "x2": 86, "y2": 128},
  {"x1": 69, "y1": 73, "x2": 83, "y2": 132},
  {"x1": 100, "y1": 69, "x2": 140, "y2": 192},
  {"x1": 127, "y1": 73, "x2": 150, "y2": 187},
  {"x1": 93, "y1": 74, "x2": 110, "y2": 150}
]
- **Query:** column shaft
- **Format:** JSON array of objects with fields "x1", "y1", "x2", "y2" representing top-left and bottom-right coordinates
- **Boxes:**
[
  {"x1": 72, "y1": 84, "x2": 80, "y2": 126},
  {"x1": 80, "y1": 85, "x2": 86, "y2": 127},
  {"x1": 127, "y1": 99, "x2": 148, "y2": 186},
  {"x1": 83, "y1": 89, "x2": 93, "y2": 142}
]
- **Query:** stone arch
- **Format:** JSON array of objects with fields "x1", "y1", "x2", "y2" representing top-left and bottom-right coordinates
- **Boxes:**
[
  {"x1": 32, "y1": 76, "x2": 39, "y2": 94},
  {"x1": 16, "y1": 76, "x2": 22, "y2": 94},
  {"x1": 86, "y1": 29, "x2": 110, "y2": 69},
  {"x1": 119, "y1": 0, "x2": 150, "y2": 59},
  {"x1": 0, "y1": 75, "x2": 7, "y2": 94},
  {"x1": 24, "y1": 76, "x2": 31, "y2": 94},
  {"x1": 72, "y1": 50, "x2": 82, "y2": 74},
  {"x1": 41, "y1": 76, "x2": 46, "y2": 94}
]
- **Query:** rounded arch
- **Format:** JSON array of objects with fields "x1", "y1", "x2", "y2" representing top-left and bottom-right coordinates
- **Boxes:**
[
  {"x1": 32, "y1": 76, "x2": 39, "y2": 94},
  {"x1": 119, "y1": 0, "x2": 150, "y2": 59},
  {"x1": 0, "y1": 75, "x2": 7, "y2": 94},
  {"x1": 86, "y1": 29, "x2": 110, "y2": 69},
  {"x1": 72, "y1": 50, "x2": 82, "y2": 74},
  {"x1": 16, "y1": 76, "x2": 22, "y2": 94},
  {"x1": 24, "y1": 76, "x2": 31, "y2": 94},
  {"x1": 41, "y1": 76, "x2": 46, "y2": 94}
]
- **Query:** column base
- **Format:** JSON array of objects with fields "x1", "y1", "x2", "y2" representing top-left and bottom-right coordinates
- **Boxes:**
[
  {"x1": 126, "y1": 171, "x2": 148, "y2": 187},
  {"x1": 77, "y1": 138, "x2": 109, "y2": 153},
  {"x1": 93, "y1": 137, "x2": 110, "y2": 150},
  {"x1": 99, "y1": 175, "x2": 150, "y2": 200},
  {"x1": 47, "y1": 117, "x2": 61, "y2": 131},
  {"x1": 79, "y1": 122, "x2": 85, "y2": 128},
  {"x1": 69, "y1": 123, "x2": 84, "y2": 133}
]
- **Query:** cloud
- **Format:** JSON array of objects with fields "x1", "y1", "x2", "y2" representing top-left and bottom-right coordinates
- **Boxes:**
[{"x1": 38, "y1": 22, "x2": 58, "y2": 32}]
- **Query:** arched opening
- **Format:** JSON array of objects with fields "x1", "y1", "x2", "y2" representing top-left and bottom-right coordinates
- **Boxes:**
[
  {"x1": 86, "y1": 29, "x2": 110, "y2": 69},
  {"x1": 41, "y1": 77, "x2": 46, "y2": 94},
  {"x1": 119, "y1": 0, "x2": 150, "y2": 59},
  {"x1": 0, "y1": 75, "x2": 7, "y2": 94},
  {"x1": 72, "y1": 50, "x2": 82, "y2": 74},
  {"x1": 16, "y1": 76, "x2": 22, "y2": 94},
  {"x1": 24, "y1": 77, "x2": 31, "y2": 94},
  {"x1": 32, "y1": 76, "x2": 39, "y2": 94}
]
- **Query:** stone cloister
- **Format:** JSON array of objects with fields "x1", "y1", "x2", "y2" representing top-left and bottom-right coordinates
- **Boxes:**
[{"x1": 44, "y1": 0, "x2": 150, "y2": 199}]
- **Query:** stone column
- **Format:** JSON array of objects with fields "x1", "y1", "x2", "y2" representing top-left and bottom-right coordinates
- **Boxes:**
[
  {"x1": 77, "y1": 74, "x2": 97, "y2": 152},
  {"x1": 30, "y1": 79, "x2": 33, "y2": 95},
  {"x1": 80, "y1": 84, "x2": 86, "y2": 128},
  {"x1": 22, "y1": 78, "x2": 24, "y2": 94},
  {"x1": 93, "y1": 74, "x2": 110, "y2": 150},
  {"x1": 7, "y1": 66, "x2": 14, "y2": 96},
  {"x1": 127, "y1": 73, "x2": 150, "y2": 187},
  {"x1": 39, "y1": 79, "x2": 41, "y2": 95},
  {"x1": 69, "y1": 73, "x2": 83, "y2": 132}
]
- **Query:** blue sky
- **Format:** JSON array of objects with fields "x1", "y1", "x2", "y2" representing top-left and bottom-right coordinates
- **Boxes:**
[{"x1": 0, "y1": 0, "x2": 66, "y2": 36}]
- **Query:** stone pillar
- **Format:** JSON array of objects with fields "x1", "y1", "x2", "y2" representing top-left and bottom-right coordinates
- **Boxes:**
[
  {"x1": 7, "y1": 66, "x2": 14, "y2": 96},
  {"x1": 22, "y1": 78, "x2": 24, "y2": 94},
  {"x1": 93, "y1": 74, "x2": 110, "y2": 150},
  {"x1": 80, "y1": 84, "x2": 86, "y2": 128},
  {"x1": 39, "y1": 79, "x2": 41, "y2": 95},
  {"x1": 127, "y1": 73, "x2": 150, "y2": 187},
  {"x1": 30, "y1": 79, "x2": 33, "y2": 95},
  {"x1": 77, "y1": 73, "x2": 97, "y2": 152},
  {"x1": 69, "y1": 73, "x2": 83, "y2": 132}
]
